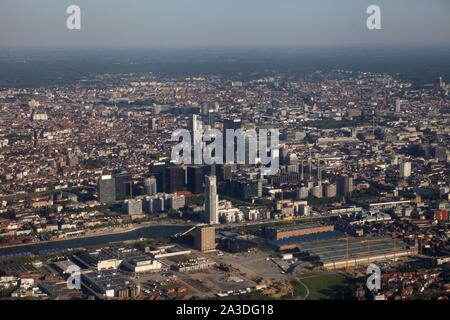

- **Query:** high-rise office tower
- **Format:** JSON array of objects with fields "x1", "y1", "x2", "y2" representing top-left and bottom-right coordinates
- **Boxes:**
[
  {"x1": 188, "y1": 114, "x2": 199, "y2": 132},
  {"x1": 226, "y1": 178, "x2": 262, "y2": 201},
  {"x1": 123, "y1": 199, "x2": 143, "y2": 216},
  {"x1": 114, "y1": 173, "x2": 133, "y2": 201},
  {"x1": 222, "y1": 118, "x2": 242, "y2": 164},
  {"x1": 149, "y1": 162, "x2": 166, "y2": 193},
  {"x1": 204, "y1": 164, "x2": 217, "y2": 177},
  {"x1": 317, "y1": 157, "x2": 321, "y2": 184},
  {"x1": 98, "y1": 175, "x2": 116, "y2": 204},
  {"x1": 187, "y1": 166, "x2": 204, "y2": 194},
  {"x1": 223, "y1": 118, "x2": 242, "y2": 131},
  {"x1": 201, "y1": 102, "x2": 209, "y2": 115},
  {"x1": 437, "y1": 77, "x2": 445, "y2": 90},
  {"x1": 433, "y1": 146, "x2": 448, "y2": 161},
  {"x1": 400, "y1": 161, "x2": 412, "y2": 178},
  {"x1": 308, "y1": 155, "x2": 312, "y2": 181},
  {"x1": 194, "y1": 226, "x2": 216, "y2": 252},
  {"x1": 311, "y1": 184, "x2": 323, "y2": 198},
  {"x1": 336, "y1": 175, "x2": 354, "y2": 197},
  {"x1": 300, "y1": 160, "x2": 304, "y2": 181},
  {"x1": 144, "y1": 177, "x2": 158, "y2": 196},
  {"x1": 152, "y1": 105, "x2": 162, "y2": 115},
  {"x1": 207, "y1": 109, "x2": 215, "y2": 126},
  {"x1": 324, "y1": 183, "x2": 337, "y2": 198},
  {"x1": 395, "y1": 99, "x2": 402, "y2": 114},
  {"x1": 165, "y1": 165, "x2": 185, "y2": 193},
  {"x1": 217, "y1": 163, "x2": 235, "y2": 181},
  {"x1": 297, "y1": 187, "x2": 309, "y2": 200},
  {"x1": 280, "y1": 145, "x2": 289, "y2": 165},
  {"x1": 148, "y1": 117, "x2": 157, "y2": 130},
  {"x1": 287, "y1": 153, "x2": 299, "y2": 166},
  {"x1": 244, "y1": 133, "x2": 258, "y2": 165},
  {"x1": 204, "y1": 175, "x2": 219, "y2": 225},
  {"x1": 189, "y1": 114, "x2": 203, "y2": 163}
]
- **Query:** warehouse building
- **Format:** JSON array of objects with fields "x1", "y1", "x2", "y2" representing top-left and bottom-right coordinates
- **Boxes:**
[
  {"x1": 264, "y1": 223, "x2": 335, "y2": 241},
  {"x1": 298, "y1": 236, "x2": 417, "y2": 270},
  {"x1": 82, "y1": 270, "x2": 141, "y2": 299},
  {"x1": 73, "y1": 247, "x2": 162, "y2": 273}
]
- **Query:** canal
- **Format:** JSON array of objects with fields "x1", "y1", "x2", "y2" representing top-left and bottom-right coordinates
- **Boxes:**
[{"x1": 0, "y1": 225, "x2": 191, "y2": 259}]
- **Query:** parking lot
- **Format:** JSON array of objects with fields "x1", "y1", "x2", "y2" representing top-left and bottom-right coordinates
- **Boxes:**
[{"x1": 206, "y1": 250, "x2": 285, "y2": 279}]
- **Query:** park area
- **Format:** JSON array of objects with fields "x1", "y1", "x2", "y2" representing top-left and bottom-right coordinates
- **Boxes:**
[{"x1": 289, "y1": 272, "x2": 357, "y2": 300}]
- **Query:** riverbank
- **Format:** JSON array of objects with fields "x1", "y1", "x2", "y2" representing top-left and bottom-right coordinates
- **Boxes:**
[{"x1": 0, "y1": 220, "x2": 194, "y2": 251}]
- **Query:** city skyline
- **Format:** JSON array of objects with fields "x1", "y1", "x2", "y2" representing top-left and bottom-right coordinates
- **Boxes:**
[{"x1": 0, "y1": 0, "x2": 449, "y2": 306}]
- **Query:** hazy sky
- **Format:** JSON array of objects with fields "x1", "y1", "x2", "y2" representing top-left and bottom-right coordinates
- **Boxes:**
[{"x1": 1, "y1": 0, "x2": 449, "y2": 48}]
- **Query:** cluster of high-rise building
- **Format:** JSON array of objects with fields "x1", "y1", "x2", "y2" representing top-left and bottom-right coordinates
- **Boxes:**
[{"x1": 0, "y1": 69, "x2": 448, "y2": 301}]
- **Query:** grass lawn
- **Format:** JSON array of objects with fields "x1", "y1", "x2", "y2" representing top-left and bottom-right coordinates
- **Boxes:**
[
  {"x1": 291, "y1": 272, "x2": 356, "y2": 300},
  {"x1": 216, "y1": 272, "x2": 357, "y2": 300}
]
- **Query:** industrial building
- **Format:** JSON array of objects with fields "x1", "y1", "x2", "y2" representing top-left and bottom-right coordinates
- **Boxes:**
[
  {"x1": 172, "y1": 257, "x2": 216, "y2": 272},
  {"x1": 264, "y1": 223, "x2": 335, "y2": 241},
  {"x1": 269, "y1": 231, "x2": 345, "y2": 251},
  {"x1": 272, "y1": 233, "x2": 417, "y2": 270},
  {"x1": 73, "y1": 249, "x2": 122, "y2": 270},
  {"x1": 121, "y1": 256, "x2": 162, "y2": 273},
  {"x1": 72, "y1": 248, "x2": 162, "y2": 273},
  {"x1": 123, "y1": 199, "x2": 143, "y2": 217},
  {"x1": 220, "y1": 237, "x2": 257, "y2": 253},
  {"x1": 82, "y1": 270, "x2": 141, "y2": 299},
  {"x1": 351, "y1": 198, "x2": 412, "y2": 210},
  {"x1": 298, "y1": 235, "x2": 417, "y2": 270}
]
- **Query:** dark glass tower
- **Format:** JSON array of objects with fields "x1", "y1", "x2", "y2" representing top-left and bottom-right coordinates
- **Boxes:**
[
  {"x1": 187, "y1": 166, "x2": 204, "y2": 194},
  {"x1": 115, "y1": 172, "x2": 133, "y2": 201}
]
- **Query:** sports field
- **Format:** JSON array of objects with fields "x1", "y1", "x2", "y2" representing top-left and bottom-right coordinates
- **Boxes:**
[{"x1": 289, "y1": 272, "x2": 356, "y2": 300}]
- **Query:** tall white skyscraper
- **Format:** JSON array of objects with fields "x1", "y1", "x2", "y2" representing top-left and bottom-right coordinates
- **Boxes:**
[
  {"x1": 204, "y1": 175, "x2": 219, "y2": 224},
  {"x1": 189, "y1": 114, "x2": 204, "y2": 164},
  {"x1": 395, "y1": 99, "x2": 402, "y2": 113},
  {"x1": 189, "y1": 114, "x2": 198, "y2": 132},
  {"x1": 400, "y1": 161, "x2": 412, "y2": 178},
  {"x1": 438, "y1": 77, "x2": 445, "y2": 90}
]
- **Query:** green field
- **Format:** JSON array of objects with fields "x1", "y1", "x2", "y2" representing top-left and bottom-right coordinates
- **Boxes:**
[
  {"x1": 221, "y1": 272, "x2": 357, "y2": 300},
  {"x1": 289, "y1": 272, "x2": 356, "y2": 300}
]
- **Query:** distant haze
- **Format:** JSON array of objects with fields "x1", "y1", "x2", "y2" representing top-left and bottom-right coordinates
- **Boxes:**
[{"x1": 0, "y1": 0, "x2": 449, "y2": 48}]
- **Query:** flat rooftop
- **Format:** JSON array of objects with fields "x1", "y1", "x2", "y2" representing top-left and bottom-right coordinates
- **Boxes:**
[
  {"x1": 269, "y1": 231, "x2": 345, "y2": 247},
  {"x1": 83, "y1": 270, "x2": 136, "y2": 291},
  {"x1": 269, "y1": 222, "x2": 328, "y2": 232},
  {"x1": 299, "y1": 235, "x2": 410, "y2": 264}
]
